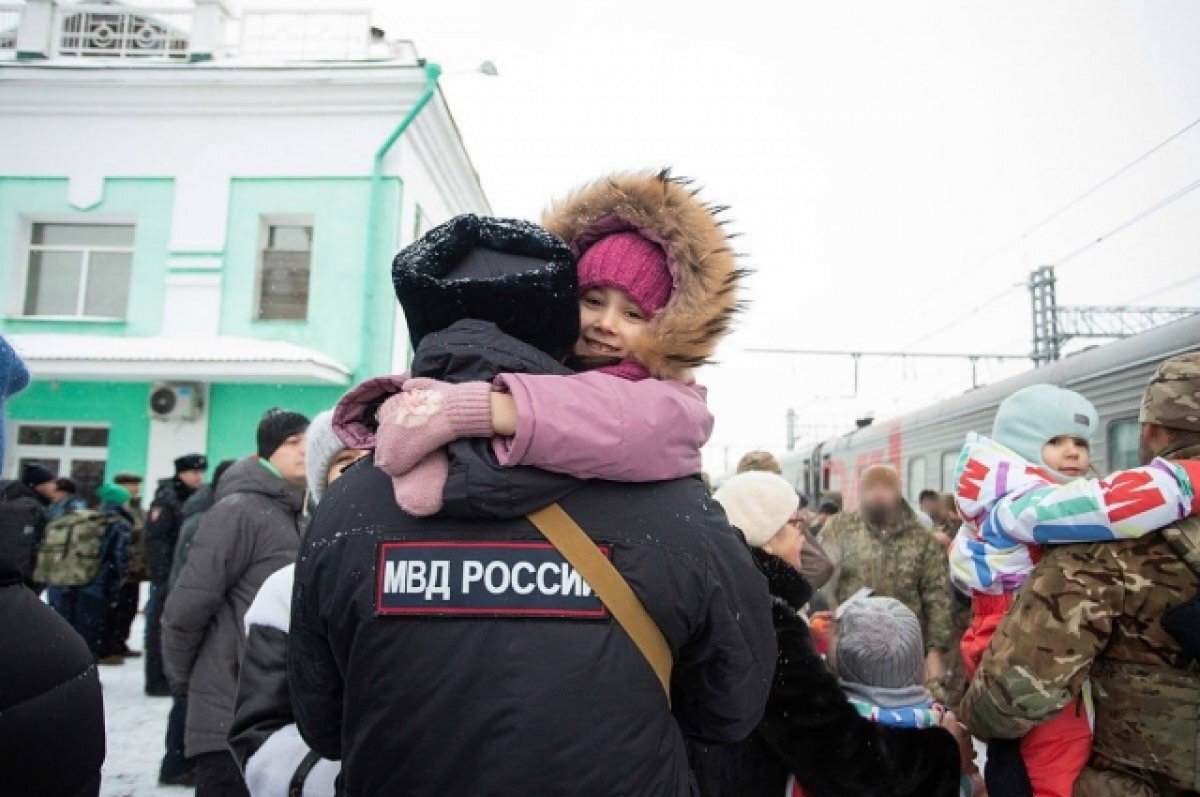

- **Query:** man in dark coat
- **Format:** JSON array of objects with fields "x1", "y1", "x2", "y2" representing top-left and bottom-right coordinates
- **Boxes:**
[
  {"x1": 164, "y1": 409, "x2": 308, "y2": 797},
  {"x1": 145, "y1": 452, "x2": 208, "y2": 693},
  {"x1": 290, "y1": 215, "x2": 778, "y2": 796},
  {"x1": 144, "y1": 451, "x2": 207, "y2": 786},
  {"x1": 0, "y1": 334, "x2": 106, "y2": 796}
]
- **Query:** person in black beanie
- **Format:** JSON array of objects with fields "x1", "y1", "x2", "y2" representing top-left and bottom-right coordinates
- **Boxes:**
[
  {"x1": 21, "y1": 462, "x2": 56, "y2": 505},
  {"x1": 145, "y1": 452, "x2": 208, "y2": 786},
  {"x1": 165, "y1": 409, "x2": 308, "y2": 797}
]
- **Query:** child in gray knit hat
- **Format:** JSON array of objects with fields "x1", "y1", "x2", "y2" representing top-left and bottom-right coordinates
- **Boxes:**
[{"x1": 830, "y1": 596, "x2": 983, "y2": 796}]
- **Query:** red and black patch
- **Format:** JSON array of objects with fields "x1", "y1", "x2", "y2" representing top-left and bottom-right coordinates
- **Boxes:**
[{"x1": 374, "y1": 541, "x2": 609, "y2": 619}]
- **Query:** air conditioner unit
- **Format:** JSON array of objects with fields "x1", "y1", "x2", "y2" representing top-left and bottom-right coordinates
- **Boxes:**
[{"x1": 149, "y1": 383, "x2": 204, "y2": 422}]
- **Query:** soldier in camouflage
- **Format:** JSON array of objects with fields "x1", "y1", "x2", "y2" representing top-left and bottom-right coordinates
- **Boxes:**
[
  {"x1": 819, "y1": 464, "x2": 954, "y2": 700},
  {"x1": 961, "y1": 352, "x2": 1200, "y2": 797}
]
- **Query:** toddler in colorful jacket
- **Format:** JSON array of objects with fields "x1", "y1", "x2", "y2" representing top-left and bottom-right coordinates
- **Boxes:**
[
  {"x1": 948, "y1": 383, "x2": 1200, "y2": 797},
  {"x1": 335, "y1": 171, "x2": 738, "y2": 514},
  {"x1": 787, "y1": 596, "x2": 983, "y2": 797}
]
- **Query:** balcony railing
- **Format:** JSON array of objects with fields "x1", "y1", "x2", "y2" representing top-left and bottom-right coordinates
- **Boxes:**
[
  {"x1": 1, "y1": 2, "x2": 411, "y2": 63},
  {"x1": 237, "y1": 8, "x2": 373, "y2": 62},
  {"x1": 57, "y1": 4, "x2": 191, "y2": 60}
]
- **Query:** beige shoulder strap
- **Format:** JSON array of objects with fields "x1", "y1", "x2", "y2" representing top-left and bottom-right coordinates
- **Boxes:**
[{"x1": 526, "y1": 503, "x2": 673, "y2": 704}]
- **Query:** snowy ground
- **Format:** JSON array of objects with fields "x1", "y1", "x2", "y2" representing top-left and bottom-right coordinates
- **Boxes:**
[{"x1": 97, "y1": 592, "x2": 183, "y2": 797}]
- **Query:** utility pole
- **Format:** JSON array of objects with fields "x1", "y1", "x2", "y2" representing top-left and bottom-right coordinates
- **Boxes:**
[
  {"x1": 1028, "y1": 265, "x2": 1200, "y2": 366},
  {"x1": 786, "y1": 409, "x2": 797, "y2": 451}
]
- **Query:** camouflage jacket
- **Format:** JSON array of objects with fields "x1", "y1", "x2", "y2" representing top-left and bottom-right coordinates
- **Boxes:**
[
  {"x1": 961, "y1": 440, "x2": 1200, "y2": 795},
  {"x1": 819, "y1": 504, "x2": 953, "y2": 652}
]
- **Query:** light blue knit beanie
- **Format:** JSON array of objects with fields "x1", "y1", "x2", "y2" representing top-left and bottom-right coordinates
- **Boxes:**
[{"x1": 992, "y1": 384, "x2": 1098, "y2": 467}]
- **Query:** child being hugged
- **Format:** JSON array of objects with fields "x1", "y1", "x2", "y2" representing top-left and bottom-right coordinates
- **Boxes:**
[
  {"x1": 948, "y1": 383, "x2": 1200, "y2": 797},
  {"x1": 336, "y1": 170, "x2": 742, "y2": 514}
]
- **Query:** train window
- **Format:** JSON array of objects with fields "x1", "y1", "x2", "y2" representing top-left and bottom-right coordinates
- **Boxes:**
[
  {"x1": 1107, "y1": 419, "x2": 1141, "y2": 473},
  {"x1": 941, "y1": 451, "x2": 960, "y2": 491},
  {"x1": 907, "y1": 457, "x2": 927, "y2": 504}
]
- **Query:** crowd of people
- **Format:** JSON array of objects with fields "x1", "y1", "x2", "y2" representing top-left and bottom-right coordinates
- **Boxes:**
[{"x1": 0, "y1": 169, "x2": 1198, "y2": 797}]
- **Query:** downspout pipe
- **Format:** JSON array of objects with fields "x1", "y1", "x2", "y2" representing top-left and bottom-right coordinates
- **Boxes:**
[{"x1": 359, "y1": 61, "x2": 442, "y2": 379}]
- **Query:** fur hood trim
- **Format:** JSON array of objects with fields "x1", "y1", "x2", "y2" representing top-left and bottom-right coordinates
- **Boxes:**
[{"x1": 542, "y1": 169, "x2": 746, "y2": 380}]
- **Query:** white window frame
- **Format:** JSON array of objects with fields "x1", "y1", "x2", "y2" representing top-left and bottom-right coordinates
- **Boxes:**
[
  {"x1": 906, "y1": 456, "x2": 927, "y2": 504},
  {"x1": 6, "y1": 421, "x2": 111, "y2": 483},
  {"x1": 9, "y1": 214, "x2": 137, "y2": 321},
  {"x1": 941, "y1": 450, "x2": 960, "y2": 492},
  {"x1": 254, "y1": 213, "x2": 314, "y2": 322}
]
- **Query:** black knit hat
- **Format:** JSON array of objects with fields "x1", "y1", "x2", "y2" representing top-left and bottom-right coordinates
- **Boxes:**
[
  {"x1": 21, "y1": 463, "x2": 55, "y2": 489},
  {"x1": 174, "y1": 454, "x2": 208, "y2": 475},
  {"x1": 392, "y1": 214, "x2": 580, "y2": 362},
  {"x1": 257, "y1": 408, "x2": 310, "y2": 460}
]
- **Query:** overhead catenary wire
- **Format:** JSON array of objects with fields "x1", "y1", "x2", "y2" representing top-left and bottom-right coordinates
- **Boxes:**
[
  {"x1": 982, "y1": 114, "x2": 1200, "y2": 260},
  {"x1": 896, "y1": 116, "x2": 1200, "y2": 351},
  {"x1": 1053, "y1": 176, "x2": 1200, "y2": 269},
  {"x1": 1126, "y1": 273, "x2": 1200, "y2": 304},
  {"x1": 899, "y1": 284, "x2": 1024, "y2": 351}
]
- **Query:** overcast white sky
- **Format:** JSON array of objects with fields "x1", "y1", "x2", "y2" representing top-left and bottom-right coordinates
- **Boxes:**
[{"x1": 367, "y1": 2, "x2": 1199, "y2": 472}]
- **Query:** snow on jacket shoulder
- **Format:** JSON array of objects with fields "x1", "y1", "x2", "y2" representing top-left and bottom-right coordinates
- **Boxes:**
[
  {"x1": 493, "y1": 370, "x2": 713, "y2": 481},
  {"x1": 162, "y1": 456, "x2": 305, "y2": 757},
  {"x1": 290, "y1": 321, "x2": 776, "y2": 797},
  {"x1": 231, "y1": 564, "x2": 337, "y2": 797}
]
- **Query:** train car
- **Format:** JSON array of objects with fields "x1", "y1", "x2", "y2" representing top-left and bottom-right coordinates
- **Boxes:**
[{"x1": 777, "y1": 314, "x2": 1200, "y2": 511}]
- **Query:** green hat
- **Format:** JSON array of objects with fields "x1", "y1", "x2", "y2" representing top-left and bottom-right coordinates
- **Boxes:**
[
  {"x1": 992, "y1": 384, "x2": 1098, "y2": 467},
  {"x1": 96, "y1": 482, "x2": 131, "y2": 506}
]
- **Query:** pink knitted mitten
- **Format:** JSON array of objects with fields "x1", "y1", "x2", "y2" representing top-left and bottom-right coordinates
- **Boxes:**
[
  {"x1": 374, "y1": 378, "x2": 494, "y2": 477},
  {"x1": 391, "y1": 450, "x2": 449, "y2": 517}
]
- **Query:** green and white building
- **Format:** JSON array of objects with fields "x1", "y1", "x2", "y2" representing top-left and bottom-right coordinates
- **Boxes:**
[{"x1": 0, "y1": 0, "x2": 491, "y2": 495}]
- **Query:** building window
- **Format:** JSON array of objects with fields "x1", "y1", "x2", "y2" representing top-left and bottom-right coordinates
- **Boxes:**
[
  {"x1": 23, "y1": 223, "x2": 134, "y2": 318},
  {"x1": 941, "y1": 450, "x2": 960, "y2": 491},
  {"x1": 257, "y1": 222, "x2": 312, "y2": 321},
  {"x1": 1107, "y1": 418, "x2": 1141, "y2": 474},
  {"x1": 12, "y1": 422, "x2": 110, "y2": 504},
  {"x1": 906, "y1": 456, "x2": 927, "y2": 503}
]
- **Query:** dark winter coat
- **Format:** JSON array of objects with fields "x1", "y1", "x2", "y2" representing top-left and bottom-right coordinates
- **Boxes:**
[
  {"x1": 169, "y1": 483, "x2": 217, "y2": 590},
  {"x1": 290, "y1": 320, "x2": 776, "y2": 797},
  {"x1": 0, "y1": 517, "x2": 106, "y2": 796},
  {"x1": 230, "y1": 563, "x2": 338, "y2": 797},
  {"x1": 690, "y1": 550, "x2": 962, "y2": 796},
  {"x1": 0, "y1": 478, "x2": 48, "y2": 588},
  {"x1": 146, "y1": 477, "x2": 197, "y2": 584},
  {"x1": 163, "y1": 456, "x2": 305, "y2": 757}
]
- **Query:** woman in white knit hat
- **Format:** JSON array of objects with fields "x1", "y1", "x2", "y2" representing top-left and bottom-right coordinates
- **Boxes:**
[
  {"x1": 714, "y1": 471, "x2": 805, "y2": 569},
  {"x1": 705, "y1": 470, "x2": 968, "y2": 797}
]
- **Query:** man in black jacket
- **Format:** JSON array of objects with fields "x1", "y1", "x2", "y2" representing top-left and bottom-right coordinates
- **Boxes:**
[
  {"x1": 291, "y1": 216, "x2": 778, "y2": 796},
  {"x1": 145, "y1": 452, "x2": 207, "y2": 786}
]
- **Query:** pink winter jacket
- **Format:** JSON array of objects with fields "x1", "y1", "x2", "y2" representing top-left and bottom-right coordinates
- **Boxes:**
[{"x1": 493, "y1": 371, "x2": 713, "y2": 482}]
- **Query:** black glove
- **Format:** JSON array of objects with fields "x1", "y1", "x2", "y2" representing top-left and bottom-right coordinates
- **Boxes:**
[
  {"x1": 1163, "y1": 594, "x2": 1200, "y2": 661},
  {"x1": 985, "y1": 737, "x2": 1033, "y2": 797}
]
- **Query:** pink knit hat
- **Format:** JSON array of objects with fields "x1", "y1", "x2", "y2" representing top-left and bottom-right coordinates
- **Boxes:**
[{"x1": 577, "y1": 231, "x2": 673, "y2": 317}]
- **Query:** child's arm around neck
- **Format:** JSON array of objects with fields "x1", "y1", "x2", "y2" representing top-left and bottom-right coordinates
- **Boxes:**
[{"x1": 492, "y1": 369, "x2": 712, "y2": 482}]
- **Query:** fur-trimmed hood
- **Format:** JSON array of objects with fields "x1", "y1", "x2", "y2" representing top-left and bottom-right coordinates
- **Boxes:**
[{"x1": 542, "y1": 169, "x2": 745, "y2": 380}]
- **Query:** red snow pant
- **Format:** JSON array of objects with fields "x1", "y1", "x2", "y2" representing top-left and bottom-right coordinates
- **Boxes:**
[{"x1": 964, "y1": 593, "x2": 1093, "y2": 797}]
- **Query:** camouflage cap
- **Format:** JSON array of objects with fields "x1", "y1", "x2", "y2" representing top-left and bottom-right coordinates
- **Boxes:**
[{"x1": 1139, "y1": 352, "x2": 1200, "y2": 432}]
